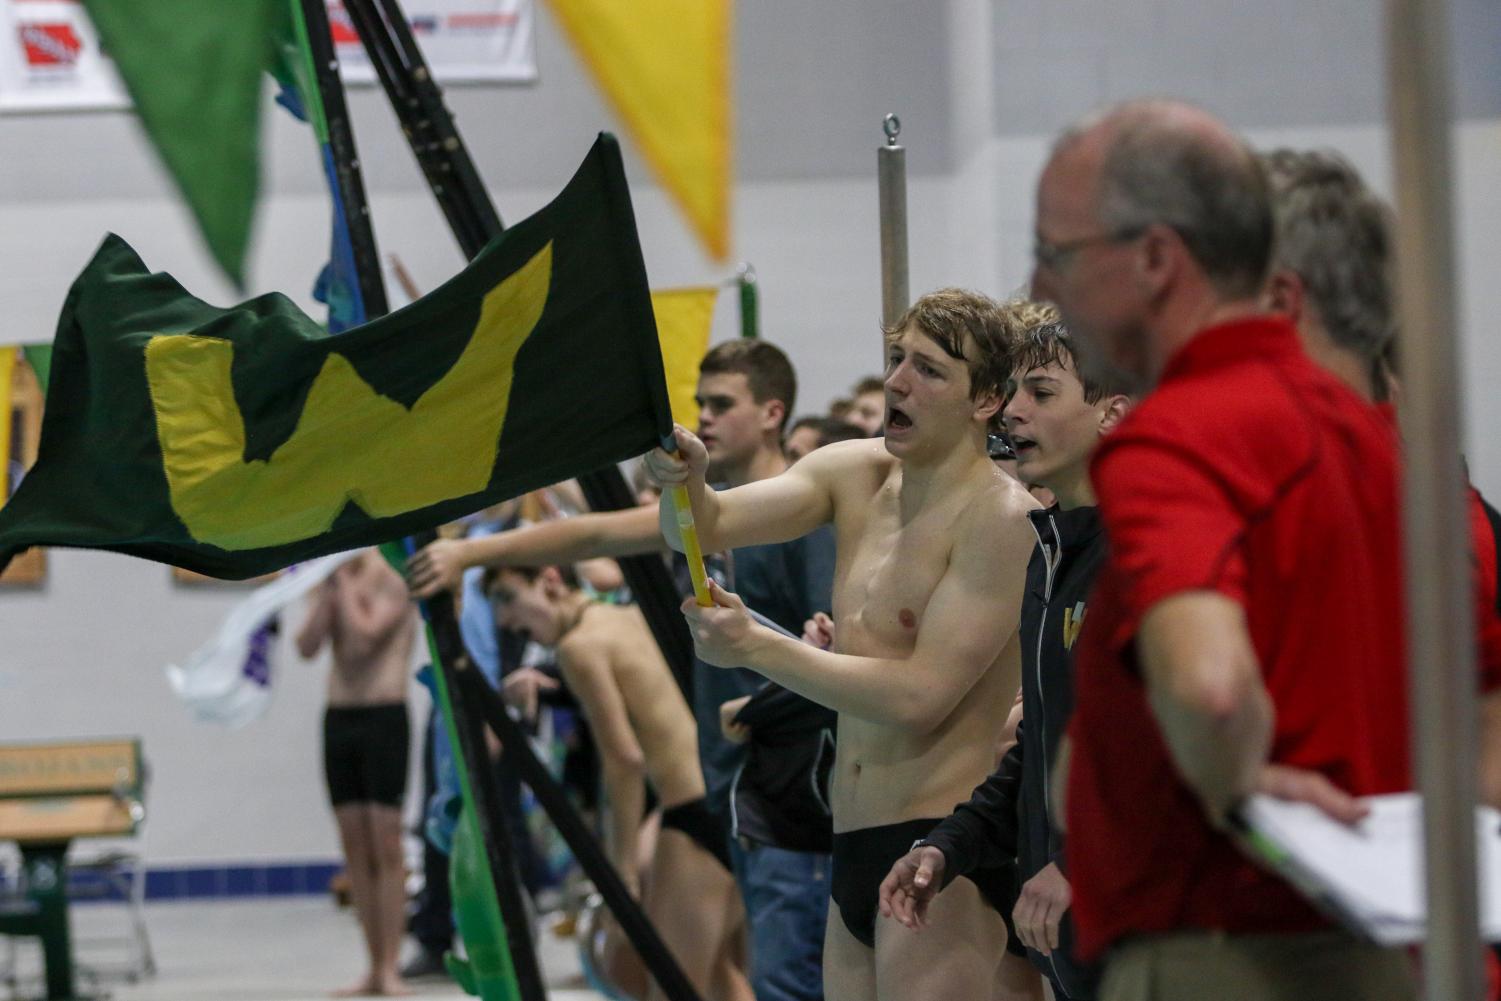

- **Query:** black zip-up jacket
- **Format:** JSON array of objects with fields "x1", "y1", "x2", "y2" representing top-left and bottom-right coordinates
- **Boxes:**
[
  {"x1": 729, "y1": 682, "x2": 837, "y2": 852},
  {"x1": 922, "y1": 504, "x2": 1105, "y2": 999}
]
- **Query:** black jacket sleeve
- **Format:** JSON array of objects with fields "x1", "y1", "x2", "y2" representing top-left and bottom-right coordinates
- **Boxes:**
[
  {"x1": 921, "y1": 724, "x2": 1024, "y2": 887},
  {"x1": 732, "y1": 681, "x2": 837, "y2": 738}
]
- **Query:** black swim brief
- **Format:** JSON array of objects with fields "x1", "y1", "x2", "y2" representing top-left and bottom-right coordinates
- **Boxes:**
[
  {"x1": 660, "y1": 797, "x2": 733, "y2": 872},
  {"x1": 323, "y1": 703, "x2": 410, "y2": 808},
  {"x1": 831, "y1": 817, "x2": 1015, "y2": 949}
]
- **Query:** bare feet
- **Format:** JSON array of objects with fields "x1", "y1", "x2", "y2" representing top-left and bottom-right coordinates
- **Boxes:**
[
  {"x1": 331, "y1": 975, "x2": 377, "y2": 998},
  {"x1": 374, "y1": 973, "x2": 414, "y2": 997},
  {"x1": 330, "y1": 972, "x2": 413, "y2": 997}
]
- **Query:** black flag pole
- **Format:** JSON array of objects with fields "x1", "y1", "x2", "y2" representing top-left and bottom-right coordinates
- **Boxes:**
[
  {"x1": 337, "y1": 3, "x2": 705, "y2": 998},
  {"x1": 294, "y1": 4, "x2": 547, "y2": 999},
  {"x1": 344, "y1": 0, "x2": 699, "y2": 704}
]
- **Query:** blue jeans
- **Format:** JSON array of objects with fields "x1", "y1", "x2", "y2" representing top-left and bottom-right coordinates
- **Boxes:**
[{"x1": 730, "y1": 841, "x2": 829, "y2": 1001}]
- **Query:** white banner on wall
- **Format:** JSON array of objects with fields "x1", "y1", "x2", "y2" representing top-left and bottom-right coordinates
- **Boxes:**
[
  {"x1": 0, "y1": 0, "x2": 535, "y2": 115},
  {"x1": 328, "y1": 0, "x2": 537, "y2": 86},
  {"x1": 0, "y1": 1, "x2": 129, "y2": 113}
]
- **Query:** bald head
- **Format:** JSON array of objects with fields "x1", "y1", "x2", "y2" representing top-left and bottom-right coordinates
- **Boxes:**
[{"x1": 1054, "y1": 100, "x2": 1273, "y2": 300}]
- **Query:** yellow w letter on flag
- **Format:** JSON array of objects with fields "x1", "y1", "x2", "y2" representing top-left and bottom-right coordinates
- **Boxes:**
[
  {"x1": 146, "y1": 245, "x2": 552, "y2": 551},
  {"x1": 0, "y1": 135, "x2": 673, "y2": 580}
]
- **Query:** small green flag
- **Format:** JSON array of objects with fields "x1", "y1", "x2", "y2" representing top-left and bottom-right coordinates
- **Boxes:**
[
  {"x1": 21, "y1": 345, "x2": 51, "y2": 394},
  {"x1": 0, "y1": 136, "x2": 671, "y2": 580},
  {"x1": 81, "y1": 0, "x2": 291, "y2": 286}
]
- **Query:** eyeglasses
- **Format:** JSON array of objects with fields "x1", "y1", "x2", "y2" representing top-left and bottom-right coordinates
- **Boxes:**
[{"x1": 1032, "y1": 227, "x2": 1144, "y2": 272}]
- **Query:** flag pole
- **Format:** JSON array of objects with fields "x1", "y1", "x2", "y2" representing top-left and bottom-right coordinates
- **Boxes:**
[
  {"x1": 347, "y1": 0, "x2": 700, "y2": 696},
  {"x1": 661, "y1": 433, "x2": 714, "y2": 608},
  {"x1": 877, "y1": 113, "x2": 909, "y2": 336},
  {"x1": 1385, "y1": 0, "x2": 1483, "y2": 997},
  {"x1": 343, "y1": 4, "x2": 706, "y2": 997},
  {"x1": 295, "y1": 4, "x2": 543, "y2": 998},
  {"x1": 340, "y1": 0, "x2": 504, "y2": 252},
  {"x1": 290, "y1": 0, "x2": 387, "y2": 319}
]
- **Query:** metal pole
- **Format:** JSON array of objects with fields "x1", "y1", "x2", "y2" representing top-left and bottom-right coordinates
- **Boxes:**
[
  {"x1": 736, "y1": 262, "x2": 759, "y2": 339},
  {"x1": 310, "y1": 3, "x2": 545, "y2": 994},
  {"x1": 453, "y1": 667, "x2": 705, "y2": 1001},
  {"x1": 295, "y1": 0, "x2": 388, "y2": 319},
  {"x1": 877, "y1": 113, "x2": 909, "y2": 333},
  {"x1": 346, "y1": 0, "x2": 698, "y2": 699},
  {"x1": 342, "y1": 7, "x2": 705, "y2": 997},
  {"x1": 1385, "y1": 1, "x2": 1483, "y2": 998}
]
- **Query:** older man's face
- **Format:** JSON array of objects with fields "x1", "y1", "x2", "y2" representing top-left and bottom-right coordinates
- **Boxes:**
[{"x1": 1030, "y1": 146, "x2": 1151, "y2": 383}]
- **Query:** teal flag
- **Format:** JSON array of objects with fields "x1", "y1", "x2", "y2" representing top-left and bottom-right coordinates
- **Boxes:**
[{"x1": 0, "y1": 136, "x2": 671, "y2": 580}]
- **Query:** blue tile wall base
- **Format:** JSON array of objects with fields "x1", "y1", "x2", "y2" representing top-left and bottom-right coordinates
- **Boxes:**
[{"x1": 0, "y1": 860, "x2": 345, "y2": 904}]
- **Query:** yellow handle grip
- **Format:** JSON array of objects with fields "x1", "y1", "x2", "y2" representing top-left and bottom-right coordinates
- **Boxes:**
[{"x1": 670, "y1": 484, "x2": 714, "y2": 607}]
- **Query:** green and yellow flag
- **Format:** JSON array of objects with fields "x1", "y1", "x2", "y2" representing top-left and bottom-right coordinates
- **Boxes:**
[{"x1": 0, "y1": 136, "x2": 672, "y2": 580}]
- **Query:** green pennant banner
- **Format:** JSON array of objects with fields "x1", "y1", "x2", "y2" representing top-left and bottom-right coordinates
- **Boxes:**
[
  {"x1": 0, "y1": 135, "x2": 671, "y2": 580},
  {"x1": 82, "y1": 0, "x2": 291, "y2": 286}
]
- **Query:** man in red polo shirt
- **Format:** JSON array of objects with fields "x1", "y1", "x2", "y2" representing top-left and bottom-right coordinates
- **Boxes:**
[
  {"x1": 1030, "y1": 100, "x2": 1416, "y2": 1000},
  {"x1": 1259, "y1": 147, "x2": 1501, "y2": 791}
]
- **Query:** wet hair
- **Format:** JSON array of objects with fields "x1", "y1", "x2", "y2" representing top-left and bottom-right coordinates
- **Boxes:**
[
  {"x1": 1261, "y1": 148, "x2": 1395, "y2": 372},
  {"x1": 1011, "y1": 321, "x2": 1136, "y2": 404},
  {"x1": 698, "y1": 340, "x2": 797, "y2": 431},
  {"x1": 881, "y1": 288, "x2": 1023, "y2": 404}
]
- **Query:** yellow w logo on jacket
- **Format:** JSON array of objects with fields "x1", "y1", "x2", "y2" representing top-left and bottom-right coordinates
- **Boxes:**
[{"x1": 1063, "y1": 601, "x2": 1088, "y2": 650}]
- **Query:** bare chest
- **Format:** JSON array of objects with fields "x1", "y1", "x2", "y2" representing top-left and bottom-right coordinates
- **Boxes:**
[{"x1": 834, "y1": 505, "x2": 953, "y2": 655}]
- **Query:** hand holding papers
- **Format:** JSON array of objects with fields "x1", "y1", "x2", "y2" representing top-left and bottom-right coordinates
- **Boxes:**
[{"x1": 1238, "y1": 792, "x2": 1501, "y2": 945}]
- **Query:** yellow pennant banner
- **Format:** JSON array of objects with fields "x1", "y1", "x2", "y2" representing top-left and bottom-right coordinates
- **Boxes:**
[
  {"x1": 546, "y1": 0, "x2": 732, "y2": 262},
  {"x1": 0, "y1": 348, "x2": 14, "y2": 502},
  {"x1": 651, "y1": 287, "x2": 718, "y2": 429}
]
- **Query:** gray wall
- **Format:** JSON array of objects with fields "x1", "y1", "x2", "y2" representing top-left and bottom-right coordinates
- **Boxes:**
[{"x1": 0, "y1": 0, "x2": 1497, "y2": 864}]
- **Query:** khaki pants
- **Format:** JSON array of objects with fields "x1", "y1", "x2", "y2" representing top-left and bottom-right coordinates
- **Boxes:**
[{"x1": 1099, "y1": 929, "x2": 1417, "y2": 1001}]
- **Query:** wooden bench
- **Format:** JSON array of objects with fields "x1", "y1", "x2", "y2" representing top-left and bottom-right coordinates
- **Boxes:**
[{"x1": 0, "y1": 739, "x2": 145, "y2": 1000}]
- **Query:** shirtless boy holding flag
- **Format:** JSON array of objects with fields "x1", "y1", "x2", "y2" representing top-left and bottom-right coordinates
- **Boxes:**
[{"x1": 647, "y1": 289, "x2": 1040, "y2": 1001}]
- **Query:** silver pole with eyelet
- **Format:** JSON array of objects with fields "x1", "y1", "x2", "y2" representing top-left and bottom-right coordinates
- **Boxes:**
[{"x1": 878, "y1": 113, "x2": 909, "y2": 334}]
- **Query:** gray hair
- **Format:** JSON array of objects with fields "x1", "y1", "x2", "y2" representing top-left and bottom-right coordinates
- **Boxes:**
[
  {"x1": 1068, "y1": 101, "x2": 1274, "y2": 300},
  {"x1": 1261, "y1": 148, "x2": 1395, "y2": 364}
]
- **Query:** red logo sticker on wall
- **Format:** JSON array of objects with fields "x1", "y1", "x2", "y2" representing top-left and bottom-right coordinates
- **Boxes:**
[
  {"x1": 325, "y1": 3, "x2": 361, "y2": 45},
  {"x1": 18, "y1": 22, "x2": 82, "y2": 68}
]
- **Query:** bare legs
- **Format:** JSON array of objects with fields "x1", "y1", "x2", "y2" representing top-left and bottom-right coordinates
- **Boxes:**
[
  {"x1": 826, "y1": 878, "x2": 1009, "y2": 1001},
  {"x1": 644, "y1": 828, "x2": 752, "y2": 1001},
  {"x1": 996, "y1": 950, "x2": 1048, "y2": 1001},
  {"x1": 332, "y1": 803, "x2": 411, "y2": 997}
]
